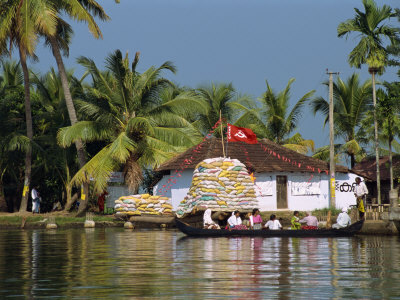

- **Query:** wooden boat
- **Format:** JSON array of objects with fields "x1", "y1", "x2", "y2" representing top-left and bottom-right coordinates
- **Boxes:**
[{"x1": 176, "y1": 219, "x2": 364, "y2": 238}]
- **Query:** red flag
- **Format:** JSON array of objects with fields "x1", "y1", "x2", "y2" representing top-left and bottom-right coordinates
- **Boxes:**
[{"x1": 227, "y1": 124, "x2": 258, "y2": 144}]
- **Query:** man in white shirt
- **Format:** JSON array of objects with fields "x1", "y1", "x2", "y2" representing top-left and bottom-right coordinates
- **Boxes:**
[
  {"x1": 264, "y1": 214, "x2": 282, "y2": 230},
  {"x1": 354, "y1": 177, "x2": 368, "y2": 219},
  {"x1": 332, "y1": 207, "x2": 351, "y2": 229},
  {"x1": 31, "y1": 186, "x2": 40, "y2": 214}
]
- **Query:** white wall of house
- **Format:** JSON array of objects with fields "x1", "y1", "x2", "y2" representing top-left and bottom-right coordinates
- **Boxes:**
[
  {"x1": 335, "y1": 172, "x2": 359, "y2": 209},
  {"x1": 154, "y1": 169, "x2": 194, "y2": 209},
  {"x1": 154, "y1": 169, "x2": 361, "y2": 211}
]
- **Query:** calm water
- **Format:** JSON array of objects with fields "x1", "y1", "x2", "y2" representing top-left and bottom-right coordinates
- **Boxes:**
[{"x1": 0, "y1": 229, "x2": 400, "y2": 299}]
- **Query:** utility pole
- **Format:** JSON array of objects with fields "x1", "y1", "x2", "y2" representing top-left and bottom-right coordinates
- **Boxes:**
[{"x1": 327, "y1": 70, "x2": 339, "y2": 209}]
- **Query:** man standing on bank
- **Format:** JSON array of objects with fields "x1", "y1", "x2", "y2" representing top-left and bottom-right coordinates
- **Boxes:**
[
  {"x1": 31, "y1": 186, "x2": 41, "y2": 214},
  {"x1": 354, "y1": 177, "x2": 368, "y2": 219}
]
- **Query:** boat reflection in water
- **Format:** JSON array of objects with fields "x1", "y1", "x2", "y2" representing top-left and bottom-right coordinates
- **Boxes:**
[{"x1": 0, "y1": 229, "x2": 400, "y2": 299}]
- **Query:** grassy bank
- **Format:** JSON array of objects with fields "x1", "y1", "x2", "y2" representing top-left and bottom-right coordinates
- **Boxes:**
[{"x1": 0, "y1": 213, "x2": 120, "y2": 228}]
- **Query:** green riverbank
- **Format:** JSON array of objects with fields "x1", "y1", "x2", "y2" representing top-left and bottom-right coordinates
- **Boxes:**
[
  {"x1": 0, "y1": 214, "x2": 123, "y2": 229},
  {"x1": 0, "y1": 212, "x2": 398, "y2": 235}
]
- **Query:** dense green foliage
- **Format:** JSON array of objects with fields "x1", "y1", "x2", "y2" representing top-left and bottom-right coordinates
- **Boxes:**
[{"x1": 0, "y1": 0, "x2": 399, "y2": 213}]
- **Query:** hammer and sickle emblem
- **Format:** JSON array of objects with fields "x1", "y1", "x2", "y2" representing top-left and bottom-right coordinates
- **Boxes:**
[{"x1": 234, "y1": 130, "x2": 247, "y2": 138}]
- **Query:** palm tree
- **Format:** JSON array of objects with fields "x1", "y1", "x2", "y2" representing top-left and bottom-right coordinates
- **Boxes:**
[
  {"x1": 57, "y1": 50, "x2": 203, "y2": 213},
  {"x1": 359, "y1": 83, "x2": 400, "y2": 190},
  {"x1": 237, "y1": 78, "x2": 315, "y2": 154},
  {"x1": 0, "y1": 60, "x2": 24, "y2": 211},
  {"x1": 194, "y1": 83, "x2": 248, "y2": 135},
  {"x1": 375, "y1": 84, "x2": 400, "y2": 190},
  {"x1": 0, "y1": 0, "x2": 57, "y2": 211},
  {"x1": 338, "y1": 0, "x2": 400, "y2": 204},
  {"x1": 31, "y1": 68, "x2": 82, "y2": 211},
  {"x1": 44, "y1": 0, "x2": 119, "y2": 214},
  {"x1": 312, "y1": 73, "x2": 372, "y2": 167}
]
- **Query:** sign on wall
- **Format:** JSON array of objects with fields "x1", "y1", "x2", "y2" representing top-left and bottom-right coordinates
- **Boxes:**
[
  {"x1": 291, "y1": 175, "x2": 321, "y2": 195},
  {"x1": 255, "y1": 176, "x2": 273, "y2": 196}
]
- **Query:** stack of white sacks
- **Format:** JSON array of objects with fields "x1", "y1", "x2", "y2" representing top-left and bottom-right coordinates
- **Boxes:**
[
  {"x1": 114, "y1": 194, "x2": 173, "y2": 217},
  {"x1": 176, "y1": 157, "x2": 258, "y2": 218}
]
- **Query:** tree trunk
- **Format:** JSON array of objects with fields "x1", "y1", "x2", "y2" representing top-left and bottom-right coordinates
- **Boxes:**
[
  {"x1": 0, "y1": 179, "x2": 7, "y2": 212},
  {"x1": 350, "y1": 154, "x2": 355, "y2": 169},
  {"x1": 372, "y1": 72, "x2": 381, "y2": 204},
  {"x1": 389, "y1": 138, "x2": 393, "y2": 190},
  {"x1": 18, "y1": 45, "x2": 33, "y2": 212},
  {"x1": 65, "y1": 192, "x2": 78, "y2": 212},
  {"x1": 124, "y1": 154, "x2": 143, "y2": 194},
  {"x1": 49, "y1": 36, "x2": 89, "y2": 214}
]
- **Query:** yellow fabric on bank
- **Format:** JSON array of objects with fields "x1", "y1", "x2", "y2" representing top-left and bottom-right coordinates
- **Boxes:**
[
  {"x1": 141, "y1": 194, "x2": 150, "y2": 199},
  {"x1": 217, "y1": 201, "x2": 227, "y2": 206},
  {"x1": 357, "y1": 197, "x2": 365, "y2": 213}
]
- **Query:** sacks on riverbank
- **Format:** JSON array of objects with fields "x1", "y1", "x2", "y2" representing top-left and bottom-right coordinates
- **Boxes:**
[
  {"x1": 176, "y1": 157, "x2": 258, "y2": 218},
  {"x1": 114, "y1": 194, "x2": 173, "y2": 217}
]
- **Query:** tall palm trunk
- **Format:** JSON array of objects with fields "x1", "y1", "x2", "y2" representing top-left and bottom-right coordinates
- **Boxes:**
[
  {"x1": 0, "y1": 177, "x2": 7, "y2": 212},
  {"x1": 18, "y1": 45, "x2": 33, "y2": 212},
  {"x1": 371, "y1": 71, "x2": 381, "y2": 204},
  {"x1": 389, "y1": 137, "x2": 393, "y2": 190},
  {"x1": 350, "y1": 154, "x2": 355, "y2": 169},
  {"x1": 49, "y1": 36, "x2": 89, "y2": 215}
]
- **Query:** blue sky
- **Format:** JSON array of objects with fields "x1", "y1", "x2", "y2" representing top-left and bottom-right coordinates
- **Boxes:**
[{"x1": 32, "y1": 0, "x2": 399, "y2": 156}]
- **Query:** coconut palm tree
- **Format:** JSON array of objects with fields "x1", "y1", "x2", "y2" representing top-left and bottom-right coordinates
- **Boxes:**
[
  {"x1": 0, "y1": 0, "x2": 57, "y2": 211},
  {"x1": 57, "y1": 50, "x2": 204, "y2": 210},
  {"x1": 31, "y1": 68, "x2": 83, "y2": 211},
  {"x1": 338, "y1": 0, "x2": 400, "y2": 203},
  {"x1": 375, "y1": 84, "x2": 400, "y2": 190},
  {"x1": 44, "y1": 0, "x2": 119, "y2": 214},
  {"x1": 312, "y1": 73, "x2": 372, "y2": 167},
  {"x1": 194, "y1": 83, "x2": 253, "y2": 136},
  {"x1": 235, "y1": 78, "x2": 315, "y2": 154},
  {"x1": 359, "y1": 83, "x2": 400, "y2": 190},
  {"x1": 0, "y1": 60, "x2": 24, "y2": 211}
]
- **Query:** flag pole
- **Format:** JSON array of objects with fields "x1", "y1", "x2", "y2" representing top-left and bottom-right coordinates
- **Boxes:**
[
  {"x1": 220, "y1": 110, "x2": 226, "y2": 157},
  {"x1": 226, "y1": 126, "x2": 229, "y2": 158}
]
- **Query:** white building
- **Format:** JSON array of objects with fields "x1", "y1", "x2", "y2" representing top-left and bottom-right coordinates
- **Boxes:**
[{"x1": 154, "y1": 138, "x2": 363, "y2": 212}]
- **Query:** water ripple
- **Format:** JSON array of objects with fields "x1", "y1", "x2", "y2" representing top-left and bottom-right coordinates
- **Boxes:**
[{"x1": 0, "y1": 229, "x2": 400, "y2": 299}]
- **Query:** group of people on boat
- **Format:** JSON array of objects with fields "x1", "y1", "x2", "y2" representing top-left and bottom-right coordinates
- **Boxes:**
[
  {"x1": 201, "y1": 176, "x2": 367, "y2": 231},
  {"x1": 203, "y1": 208, "x2": 330, "y2": 230}
]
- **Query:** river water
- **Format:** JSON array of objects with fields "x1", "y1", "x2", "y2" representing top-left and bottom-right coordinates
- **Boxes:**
[{"x1": 0, "y1": 229, "x2": 400, "y2": 299}]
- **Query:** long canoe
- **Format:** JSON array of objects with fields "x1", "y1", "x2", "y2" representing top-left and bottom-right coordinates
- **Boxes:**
[{"x1": 176, "y1": 219, "x2": 364, "y2": 237}]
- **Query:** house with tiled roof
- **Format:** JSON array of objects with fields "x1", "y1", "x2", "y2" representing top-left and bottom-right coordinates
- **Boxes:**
[{"x1": 154, "y1": 138, "x2": 363, "y2": 211}]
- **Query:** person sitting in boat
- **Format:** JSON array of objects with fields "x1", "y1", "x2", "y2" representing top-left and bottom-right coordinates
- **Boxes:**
[
  {"x1": 227, "y1": 211, "x2": 247, "y2": 230},
  {"x1": 291, "y1": 211, "x2": 301, "y2": 230},
  {"x1": 264, "y1": 214, "x2": 282, "y2": 230},
  {"x1": 242, "y1": 212, "x2": 251, "y2": 227},
  {"x1": 249, "y1": 208, "x2": 263, "y2": 230},
  {"x1": 332, "y1": 207, "x2": 351, "y2": 229},
  {"x1": 203, "y1": 208, "x2": 221, "y2": 229},
  {"x1": 299, "y1": 211, "x2": 319, "y2": 230}
]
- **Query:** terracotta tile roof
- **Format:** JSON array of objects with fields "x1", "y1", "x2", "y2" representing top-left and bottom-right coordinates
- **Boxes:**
[
  {"x1": 156, "y1": 137, "x2": 349, "y2": 174},
  {"x1": 352, "y1": 155, "x2": 400, "y2": 181}
]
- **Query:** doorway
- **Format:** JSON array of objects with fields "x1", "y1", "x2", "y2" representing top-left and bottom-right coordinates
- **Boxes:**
[{"x1": 276, "y1": 175, "x2": 288, "y2": 209}]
